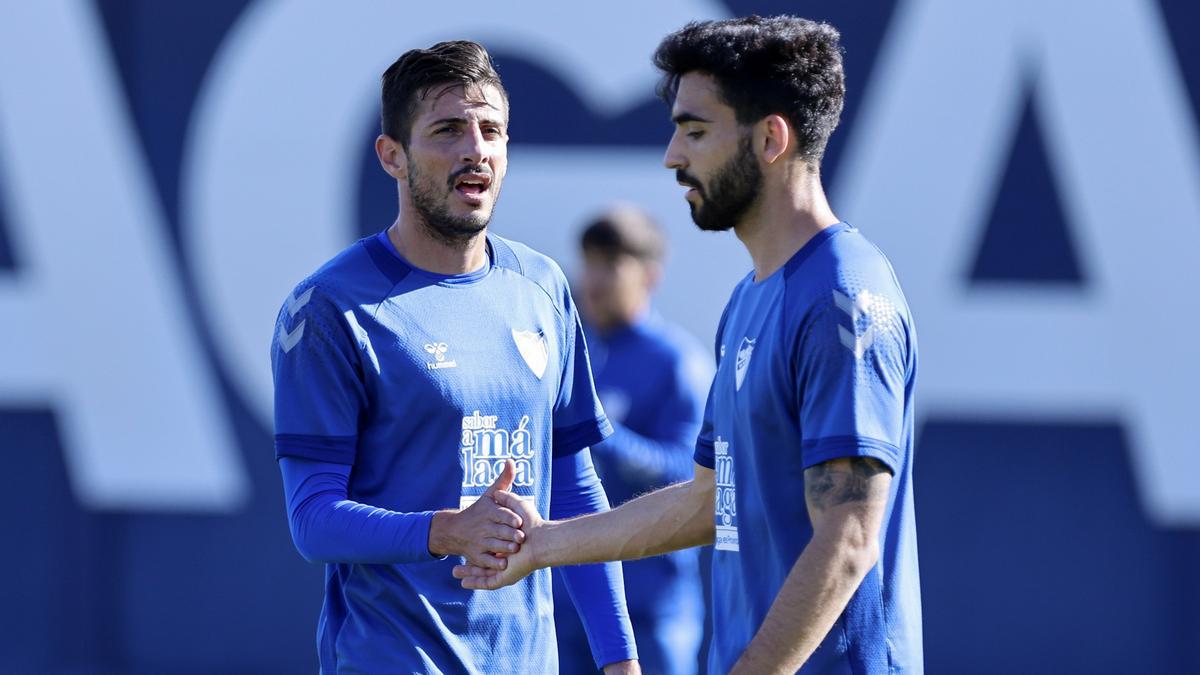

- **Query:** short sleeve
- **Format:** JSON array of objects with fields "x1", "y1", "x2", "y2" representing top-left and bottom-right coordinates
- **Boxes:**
[
  {"x1": 694, "y1": 302, "x2": 730, "y2": 469},
  {"x1": 271, "y1": 284, "x2": 367, "y2": 465},
  {"x1": 551, "y1": 284, "x2": 612, "y2": 457},
  {"x1": 692, "y1": 380, "x2": 718, "y2": 469},
  {"x1": 796, "y1": 287, "x2": 910, "y2": 473}
]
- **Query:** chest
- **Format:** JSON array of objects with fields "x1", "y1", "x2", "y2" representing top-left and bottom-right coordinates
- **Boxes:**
[
  {"x1": 713, "y1": 285, "x2": 793, "y2": 422},
  {"x1": 361, "y1": 283, "x2": 564, "y2": 418}
]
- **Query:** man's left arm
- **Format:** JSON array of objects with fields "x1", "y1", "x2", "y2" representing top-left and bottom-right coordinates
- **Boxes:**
[
  {"x1": 550, "y1": 450, "x2": 640, "y2": 674},
  {"x1": 730, "y1": 456, "x2": 892, "y2": 674}
]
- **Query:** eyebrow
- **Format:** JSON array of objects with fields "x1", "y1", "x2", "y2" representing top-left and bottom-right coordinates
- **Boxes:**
[
  {"x1": 426, "y1": 116, "x2": 505, "y2": 129},
  {"x1": 671, "y1": 112, "x2": 712, "y2": 125}
]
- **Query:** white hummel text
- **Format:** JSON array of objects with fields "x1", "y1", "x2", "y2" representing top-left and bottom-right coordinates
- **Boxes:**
[{"x1": 424, "y1": 341, "x2": 457, "y2": 370}]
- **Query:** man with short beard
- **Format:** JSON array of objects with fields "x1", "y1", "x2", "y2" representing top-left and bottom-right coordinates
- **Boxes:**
[
  {"x1": 455, "y1": 17, "x2": 923, "y2": 674},
  {"x1": 270, "y1": 41, "x2": 638, "y2": 674}
]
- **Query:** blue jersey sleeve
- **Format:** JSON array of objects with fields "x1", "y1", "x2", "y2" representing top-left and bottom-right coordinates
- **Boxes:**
[
  {"x1": 694, "y1": 301, "x2": 730, "y2": 469},
  {"x1": 795, "y1": 287, "x2": 910, "y2": 472},
  {"x1": 279, "y1": 457, "x2": 439, "y2": 564},
  {"x1": 549, "y1": 451, "x2": 637, "y2": 668},
  {"x1": 551, "y1": 287, "x2": 612, "y2": 457},
  {"x1": 271, "y1": 284, "x2": 366, "y2": 464}
]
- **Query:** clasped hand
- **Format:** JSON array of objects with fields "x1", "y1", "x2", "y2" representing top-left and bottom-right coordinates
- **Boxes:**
[
  {"x1": 427, "y1": 459, "x2": 543, "y2": 588},
  {"x1": 427, "y1": 459, "x2": 537, "y2": 571}
]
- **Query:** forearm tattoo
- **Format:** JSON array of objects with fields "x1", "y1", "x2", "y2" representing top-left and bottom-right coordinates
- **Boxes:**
[{"x1": 804, "y1": 457, "x2": 890, "y2": 512}]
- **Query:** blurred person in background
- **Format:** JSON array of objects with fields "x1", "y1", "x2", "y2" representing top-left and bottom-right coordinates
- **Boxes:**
[
  {"x1": 456, "y1": 16, "x2": 922, "y2": 674},
  {"x1": 270, "y1": 40, "x2": 638, "y2": 674},
  {"x1": 553, "y1": 206, "x2": 713, "y2": 674}
]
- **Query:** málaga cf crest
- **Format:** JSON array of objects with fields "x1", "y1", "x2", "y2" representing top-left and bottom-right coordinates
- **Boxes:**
[
  {"x1": 735, "y1": 337, "x2": 755, "y2": 391},
  {"x1": 512, "y1": 329, "x2": 549, "y2": 380}
]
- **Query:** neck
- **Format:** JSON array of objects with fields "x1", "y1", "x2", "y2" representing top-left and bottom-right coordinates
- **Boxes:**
[
  {"x1": 735, "y1": 168, "x2": 840, "y2": 281},
  {"x1": 592, "y1": 301, "x2": 650, "y2": 335},
  {"x1": 387, "y1": 210, "x2": 488, "y2": 276}
]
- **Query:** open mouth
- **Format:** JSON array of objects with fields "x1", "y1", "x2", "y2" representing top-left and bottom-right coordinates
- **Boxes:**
[
  {"x1": 678, "y1": 180, "x2": 701, "y2": 199},
  {"x1": 454, "y1": 172, "x2": 492, "y2": 202}
]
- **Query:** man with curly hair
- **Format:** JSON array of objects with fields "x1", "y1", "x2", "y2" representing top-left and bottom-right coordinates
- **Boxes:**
[{"x1": 456, "y1": 16, "x2": 923, "y2": 674}]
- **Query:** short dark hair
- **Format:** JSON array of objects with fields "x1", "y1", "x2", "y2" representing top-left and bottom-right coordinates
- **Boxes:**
[
  {"x1": 653, "y1": 16, "x2": 845, "y2": 165},
  {"x1": 380, "y1": 40, "x2": 508, "y2": 148},
  {"x1": 580, "y1": 206, "x2": 666, "y2": 262}
]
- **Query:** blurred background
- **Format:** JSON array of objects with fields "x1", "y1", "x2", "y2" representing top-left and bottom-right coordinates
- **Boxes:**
[{"x1": 2, "y1": 0, "x2": 1199, "y2": 672}]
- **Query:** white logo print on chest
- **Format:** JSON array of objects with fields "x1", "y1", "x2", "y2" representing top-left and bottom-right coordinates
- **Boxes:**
[
  {"x1": 512, "y1": 329, "x2": 549, "y2": 379},
  {"x1": 735, "y1": 337, "x2": 755, "y2": 391},
  {"x1": 424, "y1": 341, "x2": 457, "y2": 370}
]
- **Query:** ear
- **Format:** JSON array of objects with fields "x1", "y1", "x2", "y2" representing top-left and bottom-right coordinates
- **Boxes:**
[
  {"x1": 643, "y1": 260, "x2": 663, "y2": 292},
  {"x1": 375, "y1": 134, "x2": 408, "y2": 181},
  {"x1": 760, "y1": 114, "x2": 791, "y2": 165}
]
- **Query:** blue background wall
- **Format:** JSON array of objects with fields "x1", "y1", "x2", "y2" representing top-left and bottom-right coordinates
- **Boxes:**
[{"x1": 1, "y1": 1, "x2": 1198, "y2": 672}]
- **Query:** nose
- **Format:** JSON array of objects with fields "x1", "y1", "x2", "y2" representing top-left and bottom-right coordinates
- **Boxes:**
[
  {"x1": 461, "y1": 123, "x2": 489, "y2": 167},
  {"x1": 663, "y1": 129, "x2": 685, "y2": 170}
]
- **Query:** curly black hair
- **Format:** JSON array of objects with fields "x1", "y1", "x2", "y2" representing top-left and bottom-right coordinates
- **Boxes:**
[
  {"x1": 380, "y1": 41, "x2": 508, "y2": 148},
  {"x1": 654, "y1": 16, "x2": 845, "y2": 165}
]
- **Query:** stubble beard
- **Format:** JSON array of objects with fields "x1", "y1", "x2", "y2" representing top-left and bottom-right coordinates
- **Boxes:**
[
  {"x1": 689, "y1": 134, "x2": 762, "y2": 233},
  {"x1": 407, "y1": 160, "x2": 494, "y2": 248}
]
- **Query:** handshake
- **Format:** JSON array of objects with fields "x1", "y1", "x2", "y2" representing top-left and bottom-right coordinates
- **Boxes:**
[{"x1": 427, "y1": 459, "x2": 543, "y2": 590}]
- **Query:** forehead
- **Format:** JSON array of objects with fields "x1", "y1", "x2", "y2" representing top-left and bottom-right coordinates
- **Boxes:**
[
  {"x1": 414, "y1": 82, "x2": 508, "y2": 124},
  {"x1": 671, "y1": 72, "x2": 734, "y2": 121}
]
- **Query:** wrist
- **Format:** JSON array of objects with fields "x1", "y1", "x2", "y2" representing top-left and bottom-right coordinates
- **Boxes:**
[
  {"x1": 427, "y1": 509, "x2": 459, "y2": 557},
  {"x1": 531, "y1": 518, "x2": 567, "y2": 569},
  {"x1": 602, "y1": 659, "x2": 640, "y2": 675}
]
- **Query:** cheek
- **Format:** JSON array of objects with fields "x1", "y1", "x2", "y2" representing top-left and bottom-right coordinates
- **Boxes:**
[{"x1": 492, "y1": 150, "x2": 508, "y2": 180}]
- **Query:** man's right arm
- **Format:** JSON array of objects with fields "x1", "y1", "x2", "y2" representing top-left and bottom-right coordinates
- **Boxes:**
[{"x1": 454, "y1": 462, "x2": 715, "y2": 589}]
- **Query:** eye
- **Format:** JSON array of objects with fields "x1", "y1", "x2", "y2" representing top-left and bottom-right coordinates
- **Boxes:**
[
  {"x1": 435, "y1": 126, "x2": 457, "y2": 135},
  {"x1": 686, "y1": 130, "x2": 705, "y2": 140}
]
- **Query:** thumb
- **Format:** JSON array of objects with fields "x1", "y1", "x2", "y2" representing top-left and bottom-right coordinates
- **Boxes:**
[{"x1": 483, "y1": 459, "x2": 516, "y2": 497}]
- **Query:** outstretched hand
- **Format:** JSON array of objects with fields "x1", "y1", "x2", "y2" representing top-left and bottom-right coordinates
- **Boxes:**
[
  {"x1": 453, "y1": 489, "x2": 545, "y2": 590},
  {"x1": 428, "y1": 460, "x2": 526, "y2": 570}
]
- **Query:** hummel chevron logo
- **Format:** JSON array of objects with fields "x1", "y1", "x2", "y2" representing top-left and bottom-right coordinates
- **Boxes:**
[
  {"x1": 833, "y1": 289, "x2": 876, "y2": 358},
  {"x1": 277, "y1": 320, "x2": 306, "y2": 353},
  {"x1": 278, "y1": 288, "x2": 314, "y2": 353},
  {"x1": 285, "y1": 287, "x2": 314, "y2": 317}
]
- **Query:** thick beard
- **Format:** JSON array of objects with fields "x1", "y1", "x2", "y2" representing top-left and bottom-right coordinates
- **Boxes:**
[
  {"x1": 407, "y1": 160, "x2": 491, "y2": 247},
  {"x1": 691, "y1": 134, "x2": 762, "y2": 233}
]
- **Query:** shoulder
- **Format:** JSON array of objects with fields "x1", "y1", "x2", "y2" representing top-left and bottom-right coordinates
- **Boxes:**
[
  {"x1": 276, "y1": 238, "x2": 385, "y2": 322},
  {"x1": 488, "y1": 233, "x2": 572, "y2": 306},
  {"x1": 782, "y1": 225, "x2": 911, "y2": 328}
]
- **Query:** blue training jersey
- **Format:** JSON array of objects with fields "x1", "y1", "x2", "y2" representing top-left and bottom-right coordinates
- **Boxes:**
[
  {"x1": 694, "y1": 223, "x2": 923, "y2": 674},
  {"x1": 271, "y1": 231, "x2": 613, "y2": 674}
]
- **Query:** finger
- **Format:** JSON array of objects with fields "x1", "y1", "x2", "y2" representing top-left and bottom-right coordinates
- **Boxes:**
[
  {"x1": 461, "y1": 576, "x2": 494, "y2": 591},
  {"x1": 453, "y1": 563, "x2": 491, "y2": 579},
  {"x1": 483, "y1": 459, "x2": 516, "y2": 497},
  {"x1": 490, "y1": 522, "x2": 524, "y2": 542},
  {"x1": 493, "y1": 490, "x2": 536, "y2": 521},
  {"x1": 459, "y1": 572, "x2": 503, "y2": 591},
  {"x1": 468, "y1": 551, "x2": 509, "y2": 571},
  {"x1": 483, "y1": 537, "x2": 520, "y2": 554},
  {"x1": 488, "y1": 505, "x2": 523, "y2": 530}
]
